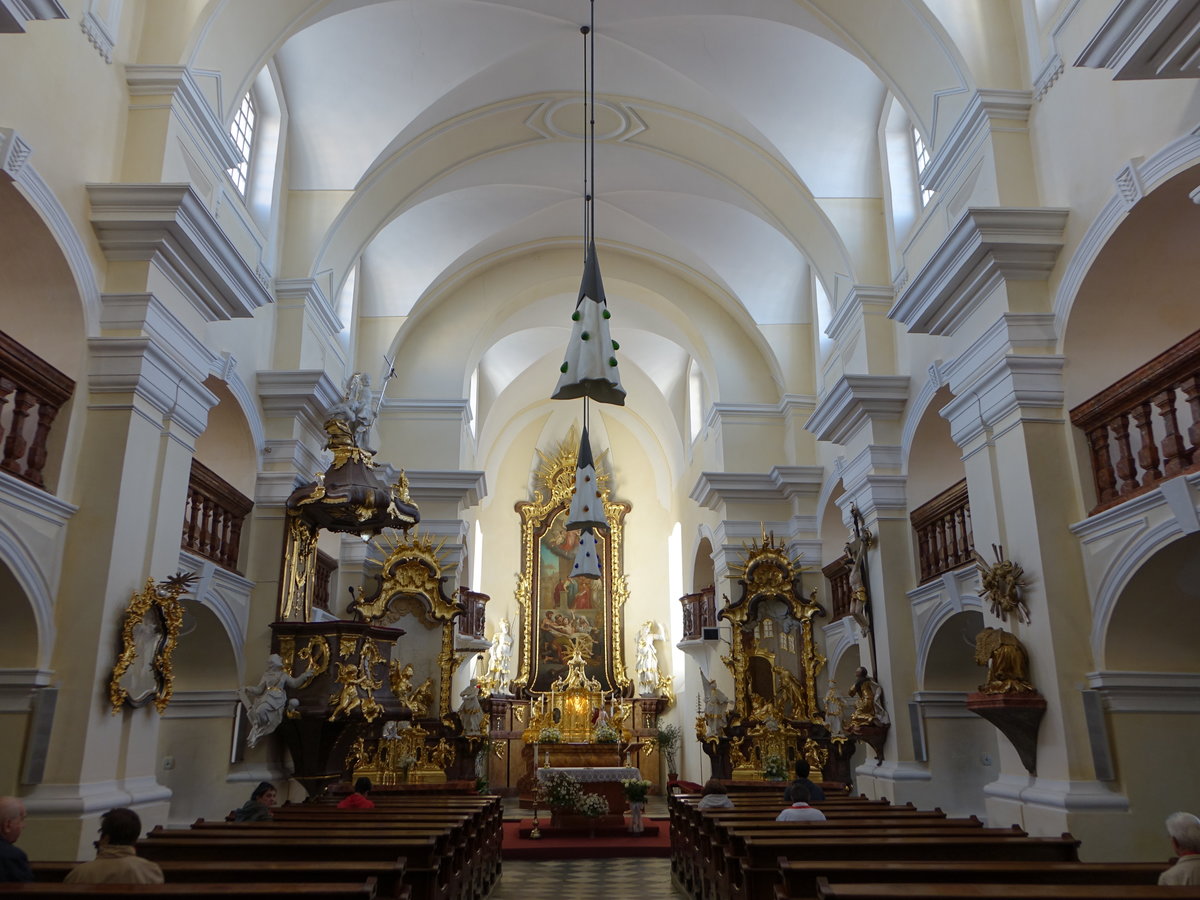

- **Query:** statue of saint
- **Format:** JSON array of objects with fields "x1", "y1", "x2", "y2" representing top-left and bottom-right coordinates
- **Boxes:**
[
  {"x1": 823, "y1": 680, "x2": 846, "y2": 736},
  {"x1": 635, "y1": 621, "x2": 662, "y2": 697},
  {"x1": 974, "y1": 627, "x2": 1036, "y2": 694},
  {"x1": 240, "y1": 654, "x2": 316, "y2": 748},
  {"x1": 458, "y1": 678, "x2": 484, "y2": 736},
  {"x1": 847, "y1": 666, "x2": 888, "y2": 730},
  {"x1": 486, "y1": 620, "x2": 514, "y2": 695},
  {"x1": 702, "y1": 676, "x2": 732, "y2": 738}
]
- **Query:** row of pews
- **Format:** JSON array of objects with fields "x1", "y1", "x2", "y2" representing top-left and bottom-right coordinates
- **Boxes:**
[
  {"x1": 669, "y1": 790, "x2": 1190, "y2": 900},
  {"x1": 9, "y1": 792, "x2": 502, "y2": 900}
]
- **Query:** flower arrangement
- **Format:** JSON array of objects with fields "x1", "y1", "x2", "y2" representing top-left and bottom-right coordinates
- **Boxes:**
[
  {"x1": 762, "y1": 753, "x2": 787, "y2": 781},
  {"x1": 576, "y1": 792, "x2": 609, "y2": 818},
  {"x1": 537, "y1": 725, "x2": 562, "y2": 743},
  {"x1": 622, "y1": 778, "x2": 651, "y2": 804},
  {"x1": 538, "y1": 769, "x2": 583, "y2": 811},
  {"x1": 594, "y1": 722, "x2": 620, "y2": 743},
  {"x1": 652, "y1": 723, "x2": 681, "y2": 774}
]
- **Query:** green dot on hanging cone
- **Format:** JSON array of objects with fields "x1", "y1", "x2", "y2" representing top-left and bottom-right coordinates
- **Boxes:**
[
  {"x1": 560, "y1": 362, "x2": 569, "y2": 373},
  {"x1": 581, "y1": 331, "x2": 590, "y2": 340},
  {"x1": 611, "y1": 340, "x2": 620, "y2": 350},
  {"x1": 571, "y1": 311, "x2": 581, "y2": 321},
  {"x1": 602, "y1": 310, "x2": 611, "y2": 319},
  {"x1": 608, "y1": 357, "x2": 617, "y2": 366}
]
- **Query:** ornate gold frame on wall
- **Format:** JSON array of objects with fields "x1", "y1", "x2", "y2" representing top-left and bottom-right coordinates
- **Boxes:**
[
  {"x1": 108, "y1": 573, "x2": 194, "y2": 714},
  {"x1": 513, "y1": 428, "x2": 631, "y2": 696}
]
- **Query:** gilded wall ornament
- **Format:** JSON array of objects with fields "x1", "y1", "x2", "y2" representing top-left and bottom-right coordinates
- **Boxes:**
[
  {"x1": 108, "y1": 572, "x2": 196, "y2": 714},
  {"x1": 976, "y1": 544, "x2": 1031, "y2": 624},
  {"x1": 974, "y1": 627, "x2": 1036, "y2": 694}
]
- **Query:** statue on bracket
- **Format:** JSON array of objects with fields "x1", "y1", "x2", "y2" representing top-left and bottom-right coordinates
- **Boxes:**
[
  {"x1": 457, "y1": 677, "x2": 485, "y2": 736},
  {"x1": 844, "y1": 506, "x2": 874, "y2": 638},
  {"x1": 240, "y1": 653, "x2": 317, "y2": 748},
  {"x1": 847, "y1": 666, "x2": 889, "y2": 729},
  {"x1": 974, "y1": 627, "x2": 1036, "y2": 694},
  {"x1": 486, "y1": 619, "x2": 514, "y2": 696},
  {"x1": 635, "y1": 620, "x2": 663, "y2": 697},
  {"x1": 701, "y1": 676, "x2": 732, "y2": 738}
]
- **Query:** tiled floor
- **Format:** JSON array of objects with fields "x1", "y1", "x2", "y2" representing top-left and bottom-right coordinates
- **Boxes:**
[{"x1": 488, "y1": 858, "x2": 685, "y2": 899}]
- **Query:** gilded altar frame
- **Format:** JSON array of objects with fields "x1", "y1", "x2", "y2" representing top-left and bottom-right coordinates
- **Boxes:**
[{"x1": 513, "y1": 429, "x2": 631, "y2": 696}]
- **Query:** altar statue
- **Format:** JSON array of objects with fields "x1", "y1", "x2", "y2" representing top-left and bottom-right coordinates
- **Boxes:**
[
  {"x1": 486, "y1": 619, "x2": 514, "y2": 695},
  {"x1": 458, "y1": 678, "x2": 484, "y2": 736},
  {"x1": 635, "y1": 620, "x2": 663, "y2": 697},
  {"x1": 240, "y1": 654, "x2": 316, "y2": 748},
  {"x1": 847, "y1": 666, "x2": 888, "y2": 729},
  {"x1": 702, "y1": 676, "x2": 732, "y2": 738},
  {"x1": 823, "y1": 680, "x2": 846, "y2": 736}
]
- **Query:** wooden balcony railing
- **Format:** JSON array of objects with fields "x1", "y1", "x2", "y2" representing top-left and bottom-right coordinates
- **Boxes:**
[
  {"x1": 456, "y1": 587, "x2": 489, "y2": 640},
  {"x1": 0, "y1": 330, "x2": 74, "y2": 490},
  {"x1": 680, "y1": 585, "x2": 716, "y2": 641},
  {"x1": 822, "y1": 555, "x2": 852, "y2": 621},
  {"x1": 911, "y1": 478, "x2": 974, "y2": 583},
  {"x1": 1071, "y1": 329, "x2": 1200, "y2": 515},
  {"x1": 182, "y1": 459, "x2": 253, "y2": 572},
  {"x1": 313, "y1": 549, "x2": 337, "y2": 614}
]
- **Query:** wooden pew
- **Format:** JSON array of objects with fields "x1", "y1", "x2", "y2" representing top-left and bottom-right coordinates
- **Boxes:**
[
  {"x1": 31, "y1": 861, "x2": 407, "y2": 898},
  {"x1": 0, "y1": 881, "x2": 378, "y2": 898},
  {"x1": 774, "y1": 860, "x2": 1166, "y2": 899},
  {"x1": 728, "y1": 833, "x2": 1082, "y2": 900},
  {"x1": 813, "y1": 880, "x2": 1200, "y2": 899}
]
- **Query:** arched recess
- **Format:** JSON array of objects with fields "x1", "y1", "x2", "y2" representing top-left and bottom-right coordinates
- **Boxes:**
[
  {"x1": 0, "y1": 176, "x2": 90, "y2": 495},
  {"x1": 917, "y1": 608, "x2": 997, "y2": 819},
  {"x1": 0, "y1": 557, "x2": 52, "y2": 799},
  {"x1": 1092, "y1": 532, "x2": 1200, "y2": 853},
  {"x1": 905, "y1": 384, "x2": 965, "y2": 510},
  {"x1": 157, "y1": 598, "x2": 243, "y2": 825},
  {"x1": 195, "y1": 377, "x2": 260, "y2": 499}
]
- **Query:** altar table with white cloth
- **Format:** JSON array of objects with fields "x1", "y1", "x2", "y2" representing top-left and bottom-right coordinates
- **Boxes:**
[{"x1": 537, "y1": 766, "x2": 640, "y2": 813}]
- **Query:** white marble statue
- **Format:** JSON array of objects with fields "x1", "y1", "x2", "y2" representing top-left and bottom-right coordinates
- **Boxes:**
[
  {"x1": 636, "y1": 620, "x2": 663, "y2": 697},
  {"x1": 702, "y1": 676, "x2": 732, "y2": 738},
  {"x1": 458, "y1": 677, "x2": 484, "y2": 736},
  {"x1": 239, "y1": 653, "x2": 316, "y2": 749},
  {"x1": 486, "y1": 620, "x2": 514, "y2": 695},
  {"x1": 823, "y1": 680, "x2": 846, "y2": 736}
]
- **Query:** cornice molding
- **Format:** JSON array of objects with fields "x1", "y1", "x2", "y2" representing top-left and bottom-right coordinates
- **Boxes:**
[
  {"x1": 1087, "y1": 670, "x2": 1200, "y2": 712},
  {"x1": 160, "y1": 689, "x2": 239, "y2": 719},
  {"x1": 257, "y1": 370, "x2": 342, "y2": 434},
  {"x1": 806, "y1": 375, "x2": 910, "y2": 446},
  {"x1": 125, "y1": 65, "x2": 241, "y2": 170},
  {"x1": 891, "y1": 207, "x2": 1069, "y2": 336},
  {"x1": 941, "y1": 313, "x2": 1059, "y2": 396},
  {"x1": 100, "y1": 293, "x2": 216, "y2": 380},
  {"x1": 825, "y1": 284, "x2": 895, "y2": 343},
  {"x1": 941, "y1": 354, "x2": 1066, "y2": 449},
  {"x1": 689, "y1": 466, "x2": 823, "y2": 510},
  {"x1": 922, "y1": 90, "x2": 1033, "y2": 193},
  {"x1": 839, "y1": 474, "x2": 908, "y2": 520},
  {"x1": 379, "y1": 398, "x2": 470, "y2": 421},
  {"x1": 706, "y1": 395, "x2": 818, "y2": 430},
  {"x1": 87, "y1": 183, "x2": 272, "y2": 322},
  {"x1": 0, "y1": 0, "x2": 66, "y2": 33},
  {"x1": 0, "y1": 467, "x2": 78, "y2": 525},
  {"x1": 1075, "y1": 0, "x2": 1200, "y2": 80},
  {"x1": 276, "y1": 277, "x2": 344, "y2": 339},
  {"x1": 401, "y1": 469, "x2": 487, "y2": 508}
]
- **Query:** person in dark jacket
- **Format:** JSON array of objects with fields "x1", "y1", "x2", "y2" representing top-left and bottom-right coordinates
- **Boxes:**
[
  {"x1": 783, "y1": 759, "x2": 825, "y2": 803},
  {"x1": 0, "y1": 796, "x2": 32, "y2": 883},
  {"x1": 232, "y1": 781, "x2": 278, "y2": 822}
]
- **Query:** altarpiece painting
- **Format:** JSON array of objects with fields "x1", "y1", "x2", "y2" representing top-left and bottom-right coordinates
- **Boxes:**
[{"x1": 512, "y1": 430, "x2": 631, "y2": 697}]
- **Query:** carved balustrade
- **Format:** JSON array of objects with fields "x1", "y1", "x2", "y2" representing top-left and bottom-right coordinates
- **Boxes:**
[
  {"x1": 182, "y1": 459, "x2": 253, "y2": 572},
  {"x1": 1071, "y1": 329, "x2": 1200, "y2": 515},
  {"x1": 679, "y1": 585, "x2": 716, "y2": 641},
  {"x1": 822, "y1": 555, "x2": 852, "y2": 621},
  {"x1": 910, "y1": 479, "x2": 974, "y2": 583},
  {"x1": 0, "y1": 330, "x2": 74, "y2": 490}
]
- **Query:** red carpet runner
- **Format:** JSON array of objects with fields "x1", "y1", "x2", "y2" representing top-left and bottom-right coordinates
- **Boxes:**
[{"x1": 502, "y1": 818, "x2": 670, "y2": 860}]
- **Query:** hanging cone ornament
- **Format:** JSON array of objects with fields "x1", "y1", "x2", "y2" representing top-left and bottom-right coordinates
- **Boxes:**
[
  {"x1": 566, "y1": 426, "x2": 607, "y2": 531},
  {"x1": 552, "y1": 240, "x2": 626, "y2": 405},
  {"x1": 571, "y1": 526, "x2": 603, "y2": 580}
]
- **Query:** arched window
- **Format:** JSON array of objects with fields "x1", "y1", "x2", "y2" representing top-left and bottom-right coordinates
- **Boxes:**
[
  {"x1": 912, "y1": 127, "x2": 934, "y2": 207},
  {"x1": 688, "y1": 358, "x2": 703, "y2": 443},
  {"x1": 227, "y1": 91, "x2": 255, "y2": 196}
]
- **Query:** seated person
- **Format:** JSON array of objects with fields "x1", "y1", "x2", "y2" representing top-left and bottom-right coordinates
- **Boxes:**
[
  {"x1": 231, "y1": 781, "x2": 278, "y2": 822},
  {"x1": 783, "y1": 759, "x2": 826, "y2": 803},
  {"x1": 338, "y1": 776, "x2": 376, "y2": 810},
  {"x1": 1160, "y1": 811, "x2": 1200, "y2": 885},
  {"x1": 65, "y1": 807, "x2": 163, "y2": 884},
  {"x1": 695, "y1": 779, "x2": 734, "y2": 810},
  {"x1": 0, "y1": 796, "x2": 31, "y2": 883},
  {"x1": 776, "y1": 782, "x2": 826, "y2": 822}
]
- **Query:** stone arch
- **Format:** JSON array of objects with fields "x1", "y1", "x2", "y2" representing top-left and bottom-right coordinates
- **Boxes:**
[
  {"x1": 195, "y1": 376, "x2": 260, "y2": 499},
  {"x1": 0, "y1": 503, "x2": 58, "y2": 671},
  {"x1": 691, "y1": 533, "x2": 714, "y2": 594}
]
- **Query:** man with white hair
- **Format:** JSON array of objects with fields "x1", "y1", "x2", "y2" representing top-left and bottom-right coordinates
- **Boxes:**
[
  {"x1": 0, "y1": 796, "x2": 32, "y2": 882},
  {"x1": 1160, "y1": 811, "x2": 1200, "y2": 885}
]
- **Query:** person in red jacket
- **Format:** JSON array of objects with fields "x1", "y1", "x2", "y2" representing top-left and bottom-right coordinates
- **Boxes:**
[{"x1": 338, "y1": 777, "x2": 375, "y2": 810}]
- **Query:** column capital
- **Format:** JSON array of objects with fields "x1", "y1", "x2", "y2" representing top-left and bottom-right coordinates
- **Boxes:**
[{"x1": 690, "y1": 466, "x2": 823, "y2": 511}]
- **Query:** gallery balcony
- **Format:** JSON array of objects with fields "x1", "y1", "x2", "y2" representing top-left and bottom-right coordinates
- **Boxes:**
[
  {"x1": 1071, "y1": 328, "x2": 1200, "y2": 516},
  {"x1": 0, "y1": 329, "x2": 74, "y2": 492},
  {"x1": 910, "y1": 478, "x2": 974, "y2": 584},
  {"x1": 181, "y1": 458, "x2": 253, "y2": 573}
]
